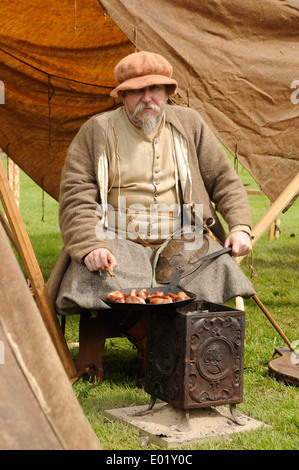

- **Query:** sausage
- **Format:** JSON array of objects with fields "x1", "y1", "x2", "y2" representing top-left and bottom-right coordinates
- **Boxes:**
[
  {"x1": 107, "y1": 288, "x2": 190, "y2": 304},
  {"x1": 138, "y1": 288, "x2": 149, "y2": 300},
  {"x1": 168, "y1": 293, "x2": 183, "y2": 302},
  {"x1": 168, "y1": 292, "x2": 190, "y2": 301},
  {"x1": 108, "y1": 295, "x2": 126, "y2": 303},
  {"x1": 177, "y1": 291, "x2": 190, "y2": 300},
  {"x1": 125, "y1": 296, "x2": 146, "y2": 304},
  {"x1": 129, "y1": 289, "x2": 139, "y2": 297},
  {"x1": 147, "y1": 289, "x2": 165, "y2": 298},
  {"x1": 107, "y1": 290, "x2": 127, "y2": 302},
  {"x1": 149, "y1": 295, "x2": 173, "y2": 304}
]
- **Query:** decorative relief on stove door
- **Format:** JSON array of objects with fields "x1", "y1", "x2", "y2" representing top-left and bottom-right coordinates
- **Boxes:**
[{"x1": 188, "y1": 315, "x2": 243, "y2": 405}]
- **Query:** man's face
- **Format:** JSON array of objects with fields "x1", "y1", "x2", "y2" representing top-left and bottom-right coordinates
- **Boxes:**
[{"x1": 123, "y1": 85, "x2": 168, "y2": 134}]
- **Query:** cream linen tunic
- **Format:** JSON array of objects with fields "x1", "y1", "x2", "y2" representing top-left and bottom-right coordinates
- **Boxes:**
[{"x1": 106, "y1": 108, "x2": 182, "y2": 244}]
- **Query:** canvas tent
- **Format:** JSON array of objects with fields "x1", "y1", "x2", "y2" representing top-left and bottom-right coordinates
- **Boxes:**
[
  {"x1": 0, "y1": 0, "x2": 298, "y2": 204},
  {"x1": 0, "y1": 223, "x2": 101, "y2": 450}
]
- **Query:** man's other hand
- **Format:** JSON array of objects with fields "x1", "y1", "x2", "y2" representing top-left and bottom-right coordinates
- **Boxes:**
[
  {"x1": 224, "y1": 231, "x2": 252, "y2": 257},
  {"x1": 84, "y1": 248, "x2": 117, "y2": 272}
]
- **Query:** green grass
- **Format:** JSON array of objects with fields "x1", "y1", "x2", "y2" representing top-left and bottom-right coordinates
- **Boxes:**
[{"x1": 1, "y1": 157, "x2": 298, "y2": 450}]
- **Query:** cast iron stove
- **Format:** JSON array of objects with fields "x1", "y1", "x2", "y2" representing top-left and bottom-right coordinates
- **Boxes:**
[{"x1": 144, "y1": 300, "x2": 245, "y2": 424}]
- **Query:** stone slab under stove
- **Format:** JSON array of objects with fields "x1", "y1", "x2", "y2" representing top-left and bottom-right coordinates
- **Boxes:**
[{"x1": 104, "y1": 402, "x2": 268, "y2": 449}]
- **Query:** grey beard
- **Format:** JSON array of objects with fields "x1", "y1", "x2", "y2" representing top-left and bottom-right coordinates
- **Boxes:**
[{"x1": 126, "y1": 102, "x2": 166, "y2": 135}]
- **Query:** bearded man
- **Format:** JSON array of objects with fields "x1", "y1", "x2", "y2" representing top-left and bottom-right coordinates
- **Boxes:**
[{"x1": 48, "y1": 51, "x2": 255, "y2": 380}]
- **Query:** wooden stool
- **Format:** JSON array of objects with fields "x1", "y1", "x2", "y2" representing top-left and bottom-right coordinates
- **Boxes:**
[{"x1": 73, "y1": 311, "x2": 147, "y2": 383}]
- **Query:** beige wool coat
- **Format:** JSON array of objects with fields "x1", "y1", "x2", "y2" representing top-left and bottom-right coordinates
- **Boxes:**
[{"x1": 48, "y1": 104, "x2": 252, "y2": 305}]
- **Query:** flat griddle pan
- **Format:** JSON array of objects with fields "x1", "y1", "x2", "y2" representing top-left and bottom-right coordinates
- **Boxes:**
[
  {"x1": 101, "y1": 246, "x2": 231, "y2": 311},
  {"x1": 101, "y1": 269, "x2": 196, "y2": 311}
]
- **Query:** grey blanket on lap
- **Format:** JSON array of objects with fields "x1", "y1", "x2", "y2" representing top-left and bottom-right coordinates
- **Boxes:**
[{"x1": 56, "y1": 237, "x2": 255, "y2": 315}]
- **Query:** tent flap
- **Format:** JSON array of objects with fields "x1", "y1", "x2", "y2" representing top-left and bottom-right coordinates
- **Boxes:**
[{"x1": 0, "y1": 0, "x2": 134, "y2": 200}]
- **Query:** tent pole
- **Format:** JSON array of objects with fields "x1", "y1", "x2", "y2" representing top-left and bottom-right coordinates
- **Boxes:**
[
  {"x1": 236, "y1": 171, "x2": 299, "y2": 265},
  {"x1": 235, "y1": 172, "x2": 299, "y2": 350},
  {"x1": 0, "y1": 160, "x2": 77, "y2": 380}
]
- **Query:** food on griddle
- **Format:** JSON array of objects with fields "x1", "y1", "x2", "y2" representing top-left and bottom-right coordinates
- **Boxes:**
[
  {"x1": 168, "y1": 293, "x2": 183, "y2": 302},
  {"x1": 125, "y1": 295, "x2": 146, "y2": 304},
  {"x1": 171, "y1": 291, "x2": 190, "y2": 300},
  {"x1": 138, "y1": 288, "x2": 149, "y2": 300},
  {"x1": 106, "y1": 288, "x2": 190, "y2": 304},
  {"x1": 147, "y1": 289, "x2": 164, "y2": 298},
  {"x1": 129, "y1": 289, "x2": 139, "y2": 297},
  {"x1": 106, "y1": 290, "x2": 126, "y2": 302},
  {"x1": 149, "y1": 295, "x2": 173, "y2": 304}
]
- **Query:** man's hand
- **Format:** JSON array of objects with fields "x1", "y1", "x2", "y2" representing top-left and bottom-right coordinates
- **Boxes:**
[
  {"x1": 224, "y1": 231, "x2": 252, "y2": 257},
  {"x1": 84, "y1": 248, "x2": 117, "y2": 272}
]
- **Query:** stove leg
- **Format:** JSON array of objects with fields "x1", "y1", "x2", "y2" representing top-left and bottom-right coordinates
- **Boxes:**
[
  {"x1": 147, "y1": 395, "x2": 156, "y2": 411},
  {"x1": 178, "y1": 409, "x2": 190, "y2": 432},
  {"x1": 229, "y1": 404, "x2": 245, "y2": 426}
]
